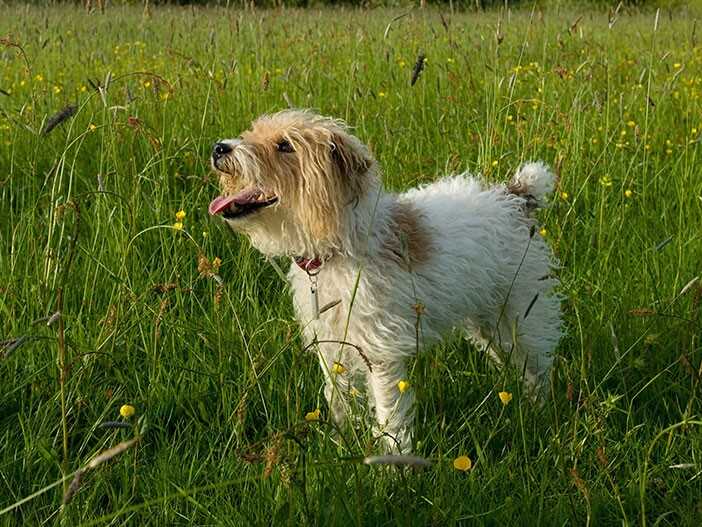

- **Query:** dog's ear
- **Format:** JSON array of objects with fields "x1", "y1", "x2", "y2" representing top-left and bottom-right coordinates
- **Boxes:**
[{"x1": 330, "y1": 131, "x2": 372, "y2": 180}]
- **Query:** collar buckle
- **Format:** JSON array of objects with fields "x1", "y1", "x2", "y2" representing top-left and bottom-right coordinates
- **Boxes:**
[{"x1": 294, "y1": 256, "x2": 323, "y2": 275}]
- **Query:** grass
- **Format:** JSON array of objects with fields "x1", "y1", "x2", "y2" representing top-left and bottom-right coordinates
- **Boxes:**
[{"x1": 1, "y1": 3, "x2": 701, "y2": 525}]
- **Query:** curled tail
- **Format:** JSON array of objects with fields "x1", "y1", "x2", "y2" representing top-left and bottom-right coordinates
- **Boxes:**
[{"x1": 507, "y1": 161, "x2": 556, "y2": 209}]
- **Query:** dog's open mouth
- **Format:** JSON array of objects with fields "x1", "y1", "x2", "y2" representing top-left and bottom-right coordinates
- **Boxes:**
[{"x1": 208, "y1": 188, "x2": 278, "y2": 219}]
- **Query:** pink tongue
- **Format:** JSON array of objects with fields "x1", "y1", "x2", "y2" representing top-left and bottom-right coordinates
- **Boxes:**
[
  {"x1": 208, "y1": 196, "x2": 237, "y2": 216},
  {"x1": 209, "y1": 189, "x2": 265, "y2": 216}
]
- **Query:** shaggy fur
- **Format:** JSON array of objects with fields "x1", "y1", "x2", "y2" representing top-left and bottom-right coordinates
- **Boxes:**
[{"x1": 209, "y1": 110, "x2": 562, "y2": 453}]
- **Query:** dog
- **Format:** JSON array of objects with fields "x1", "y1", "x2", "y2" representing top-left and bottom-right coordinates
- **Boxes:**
[{"x1": 209, "y1": 110, "x2": 562, "y2": 453}]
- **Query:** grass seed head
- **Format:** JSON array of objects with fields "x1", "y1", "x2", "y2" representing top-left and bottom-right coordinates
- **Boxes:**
[{"x1": 42, "y1": 105, "x2": 77, "y2": 135}]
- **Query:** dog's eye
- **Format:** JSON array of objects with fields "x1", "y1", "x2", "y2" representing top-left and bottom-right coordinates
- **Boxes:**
[{"x1": 276, "y1": 139, "x2": 294, "y2": 153}]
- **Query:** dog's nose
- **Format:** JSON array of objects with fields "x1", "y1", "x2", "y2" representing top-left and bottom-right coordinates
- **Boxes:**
[{"x1": 212, "y1": 142, "x2": 233, "y2": 160}]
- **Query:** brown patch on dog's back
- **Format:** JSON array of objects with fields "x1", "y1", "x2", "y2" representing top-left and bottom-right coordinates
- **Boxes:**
[{"x1": 383, "y1": 201, "x2": 431, "y2": 269}]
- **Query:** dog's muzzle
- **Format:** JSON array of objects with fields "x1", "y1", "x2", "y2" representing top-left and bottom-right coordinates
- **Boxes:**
[
  {"x1": 212, "y1": 142, "x2": 232, "y2": 163},
  {"x1": 212, "y1": 139, "x2": 244, "y2": 169}
]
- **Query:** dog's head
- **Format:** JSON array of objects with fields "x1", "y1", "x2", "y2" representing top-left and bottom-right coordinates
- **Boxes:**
[{"x1": 209, "y1": 110, "x2": 376, "y2": 257}]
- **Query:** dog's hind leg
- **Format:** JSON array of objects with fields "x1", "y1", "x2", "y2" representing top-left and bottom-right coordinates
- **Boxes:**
[{"x1": 465, "y1": 316, "x2": 549, "y2": 390}]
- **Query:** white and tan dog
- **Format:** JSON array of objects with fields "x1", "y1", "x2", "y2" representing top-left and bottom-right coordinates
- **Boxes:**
[{"x1": 209, "y1": 110, "x2": 562, "y2": 453}]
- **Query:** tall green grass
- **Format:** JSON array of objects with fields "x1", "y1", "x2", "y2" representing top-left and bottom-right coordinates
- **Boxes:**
[{"x1": 1, "y1": 4, "x2": 701, "y2": 525}]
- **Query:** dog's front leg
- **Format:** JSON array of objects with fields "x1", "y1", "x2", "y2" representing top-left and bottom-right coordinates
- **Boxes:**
[
  {"x1": 317, "y1": 350, "x2": 351, "y2": 428},
  {"x1": 368, "y1": 362, "x2": 414, "y2": 454}
]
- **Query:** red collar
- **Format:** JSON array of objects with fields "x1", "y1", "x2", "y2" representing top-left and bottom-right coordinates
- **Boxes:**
[{"x1": 294, "y1": 256, "x2": 324, "y2": 273}]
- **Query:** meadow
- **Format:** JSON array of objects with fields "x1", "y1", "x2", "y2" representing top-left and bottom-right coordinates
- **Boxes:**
[{"x1": 1, "y1": 2, "x2": 702, "y2": 525}]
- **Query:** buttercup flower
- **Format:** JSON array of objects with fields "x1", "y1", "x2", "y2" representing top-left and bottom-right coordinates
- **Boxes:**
[
  {"x1": 331, "y1": 362, "x2": 346, "y2": 375},
  {"x1": 539, "y1": 227, "x2": 547, "y2": 237},
  {"x1": 397, "y1": 380, "x2": 410, "y2": 393},
  {"x1": 173, "y1": 222, "x2": 183, "y2": 231},
  {"x1": 305, "y1": 408, "x2": 321, "y2": 422},
  {"x1": 120, "y1": 404, "x2": 135, "y2": 418},
  {"x1": 624, "y1": 189, "x2": 633, "y2": 198},
  {"x1": 498, "y1": 391, "x2": 513, "y2": 405},
  {"x1": 453, "y1": 455, "x2": 472, "y2": 471},
  {"x1": 175, "y1": 210, "x2": 186, "y2": 221}
]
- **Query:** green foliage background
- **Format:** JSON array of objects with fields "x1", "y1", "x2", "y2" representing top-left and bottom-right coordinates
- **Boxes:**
[{"x1": 1, "y1": 2, "x2": 701, "y2": 525}]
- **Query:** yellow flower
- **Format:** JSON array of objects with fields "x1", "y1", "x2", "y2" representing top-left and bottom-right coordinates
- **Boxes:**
[
  {"x1": 397, "y1": 380, "x2": 410, "y2": 393},
  {"x1": 175, "y1": 209, "x2": 186, "y2": 221},
  {"x1": 212, "y1": 256, "x2": 222, "y2": 271},
  {"x1": 34, "y1": 74, "x2": 44, "y2": 82},
  {"x1": 560, "y1": 191, "x2": 569, "y2": 200},
  {"x1": 305, "y1": 409, "x2": 321, "y2": 422},
  {"x1": 144, "y1": 81, "x2": 151, "y2": 88},
  {"x1": 491, "y1": 160, "x2": 499, "y2": 167},
  {"x1": 673, "y1": 63, "x2": 682, "y2": 69},
  {"x1": 120, "y1": 404, "x2": 135, "y2": 418},
  {"x1": 378, "y1": 91, "x2": 387, "y2": 98},
  {"x1": 398, "y1": 60, "x2": 406, "y2": 67},
  {"x1": 88, "y1": 124, "x2": 97, "y2": 132},
  {"x1": 599, "y1": 176, "x2": 613, "y2": 188},
  {"x1": 53, "y1": 85, "x2": 62, "y2": 94},
  {"x1": 498, "y1": 391, "x2": 513, "y2": 405},
  {"x1": 453, "y1": 455, "x2": 472, "y2": 471},
  {"x1": 624, "y1": 189, "x2": 633, "y2": 198},
  {"x1": 626, "y1": 120, "x2": 636, "y2": 128},
  {"x1": 331, "y1": 362, "x2": 346, "y2": 375},
  {"x1": 539, "y1": 227, "x2": 547, "y2": 237},
  {"x1": 173, "y1": 222, "x2": 184, "y2": 231}
]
